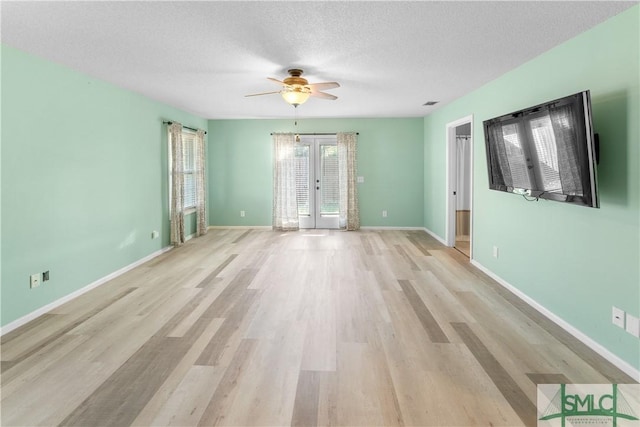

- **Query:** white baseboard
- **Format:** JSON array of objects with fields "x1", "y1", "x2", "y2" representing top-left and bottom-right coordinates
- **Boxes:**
[
  {"x1": 0, "y1": 246, "x2": 173, "y2": 336},
  {"x1": 360, "y1": 226, "x2": 426, "y2": 231},
  {"x1": 470, "y1": 259, "x2": 640, "y2": 382},
  {"x1": 422, "y1": 227, "x2": 448, "y2": 246},
  {"x1": 208, "y1": 225, "x2": 272, "y2": 230},
  {"x1": 210, "y1": 226, "x2": 428, "y2": 232}
]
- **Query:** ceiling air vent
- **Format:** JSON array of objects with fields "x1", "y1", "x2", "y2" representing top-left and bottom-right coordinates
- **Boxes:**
[{"x1": 423, "y1": 101, "x2": 439, "y2": 106}]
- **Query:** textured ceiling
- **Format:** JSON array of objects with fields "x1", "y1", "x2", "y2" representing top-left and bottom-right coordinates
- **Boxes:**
[{"x1": 1, "y1": 1, "x2": 635, "y2": 119}]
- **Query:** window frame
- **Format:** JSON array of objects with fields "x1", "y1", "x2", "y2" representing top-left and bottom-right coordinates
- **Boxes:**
[{"x1": 169, "y1": 128, "x2": 198, "y2": 214}]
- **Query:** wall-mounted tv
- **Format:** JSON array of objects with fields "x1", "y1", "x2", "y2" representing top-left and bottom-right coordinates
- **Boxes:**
[{"x1": 483, "y1": 90, "x2": 599, "y2": 208}]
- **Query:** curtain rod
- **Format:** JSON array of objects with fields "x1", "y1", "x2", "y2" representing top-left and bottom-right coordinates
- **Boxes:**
[
  {"x1": 163, "y1": 121, "x2": 207, "y2": 134},
  {"x1": 269, "y1": 132, "x2": 359, "y2": 135}
]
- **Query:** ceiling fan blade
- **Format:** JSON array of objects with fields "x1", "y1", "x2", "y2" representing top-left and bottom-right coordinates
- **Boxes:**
[
  {"x1": 245, "y1": 91, "x2": 281, "y2": 97},
  {"x1": 310, "y1": 91, "x2": 338, "y2": 100},
  {"x1": 308, "y1": 82, "x2": 340, "y2": 91},
  {"x1": 267, "y1": 77, "x2": 285, "y2": 85}
]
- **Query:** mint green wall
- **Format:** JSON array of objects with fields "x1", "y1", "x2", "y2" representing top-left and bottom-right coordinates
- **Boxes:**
[
  {"x1": 424, "y1": 7, "x2": 639, "y2": 370},
  {"x1": 1, "y1": 46, "x2": 207, "y2": 327},
  {"x1": 208, "y1": 118, "x2": 424, "y2": 227}
]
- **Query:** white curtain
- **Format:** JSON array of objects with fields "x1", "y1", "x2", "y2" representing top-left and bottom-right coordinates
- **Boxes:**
[
  {"x1": 272, "y1": 133, "x2": 299, "y2": 231},
  {"x1": 337, "y1": 132, "x2": 359, "y2": 230},
  {"x1": 456, "y1": 136, "x2": 471, "y2": 210},
  {"x1": 195, "y1": 129, "x2": 207, "y2": 237},
  {"x1": 169, "y1": 122, "x2": 185, "y2": 246}
]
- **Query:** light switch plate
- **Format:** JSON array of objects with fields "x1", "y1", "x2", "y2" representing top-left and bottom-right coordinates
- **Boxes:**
[
  {"x1": 625, "y1": 314, "x2": 640, "y2": 337},
  {"x1": 612, "y1": 307, "x2": 625, "y2": 328}
]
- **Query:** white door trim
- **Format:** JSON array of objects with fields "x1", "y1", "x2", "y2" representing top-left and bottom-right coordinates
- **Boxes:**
[{"x1": 445, "y1": 115, "x2": 474, "y2": 259}]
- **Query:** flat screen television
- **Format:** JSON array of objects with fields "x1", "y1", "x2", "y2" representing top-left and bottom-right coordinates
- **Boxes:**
[{"x1": 483, "y1": 90, "x2": 599, "y2": 208}]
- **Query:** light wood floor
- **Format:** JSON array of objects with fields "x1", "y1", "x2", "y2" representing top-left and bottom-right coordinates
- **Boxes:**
[
  {"x1": 1, "y1": 229, "x2": 635, "y2": 426},
  {"x1": 455, "y1": 239, "x2": 470, "y2": 258}
]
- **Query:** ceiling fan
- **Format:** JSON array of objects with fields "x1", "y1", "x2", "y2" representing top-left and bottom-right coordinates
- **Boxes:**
[{"x1": 245, "y1": 69, "x2": 340, "y2": 106}]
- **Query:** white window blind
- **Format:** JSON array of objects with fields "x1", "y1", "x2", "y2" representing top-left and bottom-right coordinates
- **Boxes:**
[
  {"x1": 319, "y1": 144, "x2": 339, "y2": 215},
  {"x1": 182, "y1": 134, "x2": 196, "y2": 209},
  {"x1": 295, "y1": 145, "x2": 310, "y2": 216},
  {"x1": 169, "y1": 129, "x2": 197, "y2": 211}
]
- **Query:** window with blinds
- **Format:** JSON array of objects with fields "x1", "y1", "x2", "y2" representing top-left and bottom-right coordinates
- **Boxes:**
[
  {"x1": 169, "y1": 129, "x2": 197, "y2": 211},
  {"x1": 182, "y1": 134, "x2": 196, "y2": 209}
]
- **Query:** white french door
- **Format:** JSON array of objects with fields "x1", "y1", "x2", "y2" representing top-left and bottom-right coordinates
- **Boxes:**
[{"x1": 295, "y1": 136, "x2": 339, "y2": 229}]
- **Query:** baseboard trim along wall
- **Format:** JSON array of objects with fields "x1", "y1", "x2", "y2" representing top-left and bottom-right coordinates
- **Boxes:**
[
  {"x1": 470, "y1": 259, "x2": 640, "y2": 382},
  {"x1": 210, "y1": 226, "x2": 426, "y2": 231},
  {"x1": 360, "y1": 226, "x2": 426, "y2": 231},
  {"x1": 0, "y1": 246, "x2": 173, "y2": 336},
  {"x1": 208, "y1": 225, "x2": 272, "y2": 230},
  {"x1": 422, "y1": 227, "x2": 448, "y2": 246}
]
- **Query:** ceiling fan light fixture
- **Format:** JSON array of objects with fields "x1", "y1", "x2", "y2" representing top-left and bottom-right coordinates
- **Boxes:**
[{"x1": 281, "y1": 85, "x2": 311, "y2": 106}]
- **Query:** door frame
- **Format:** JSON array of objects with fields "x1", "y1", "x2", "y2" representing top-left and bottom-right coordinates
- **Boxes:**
[{"x1": 445, "y1": 115, "x2": 474, "y2": 259}]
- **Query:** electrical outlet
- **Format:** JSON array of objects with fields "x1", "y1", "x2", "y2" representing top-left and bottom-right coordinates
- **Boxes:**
[
  {"x1": 151, "y1": 230, "x2": 159, "y2": 239},
  {"x1": 625, "y1": 314, "x2": 640, "y2": 337},
  {"x1": 493, "y1": 246, "x2": 499, "y2": 258},
  {"x1": 43, "y1": 270, "x2": 50, "y2": 282},
  {"x1": 240, "y1": 210, "x2": 245, "y2": 217},
  {"x1": 382, "y1": 210, "x2": 387, "y2": 218},
  {"x1": 357, "y1": 176, "x2": 364, "y2": 183},
  {"x1": 612, "y1": 307, "x2": 625, "y2": 328},
  {"x1": 30, "y1": 274, "x2": 41, "y2": 289}
]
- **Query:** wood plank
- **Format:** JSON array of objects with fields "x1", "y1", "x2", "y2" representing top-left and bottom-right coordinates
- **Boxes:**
[
  {"x1": 291, "y1": 371, "x2": 321, "y2": 427},
  {"x1": 232, "y1": 230, "x2": 252, "y2": 243},
  {"x1": 397, "y1": 279, "x2": 449, "y2": 343},
  {"x1": 131, "y1": 317, "x2": 226, "y2": 426},
  {"x1": 394, "y1": 244, "x2": 421, "y2": 271},
  {"x1": 196, "y1": 254, "x2": 238, "y2": 288},
  {"x1": 1, "y1": 313, "x2": 60, "y2": 345},
  {"x1": 526, "y1": 373, "x2": 572, "y2": 384},
  {"x1": 452, "y1": 322, "x2": 537, "y2": 427},
  {"x1": 1, "y1": 287, "x2": 137, "y2": 366},
  {"x1": 196, "y1": 339, "x2": 259, "y2": 426},
  {"x1": 194, "y1": 290, "x2": 259, "y2": 366},
  {"x1": 59, "y1": 336, "x2": 191, "y2": 426}
]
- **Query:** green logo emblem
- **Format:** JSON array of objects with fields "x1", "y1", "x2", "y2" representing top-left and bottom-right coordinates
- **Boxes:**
[{"x1": 538, "y1": 384, "x2": 639, "y2": 427}]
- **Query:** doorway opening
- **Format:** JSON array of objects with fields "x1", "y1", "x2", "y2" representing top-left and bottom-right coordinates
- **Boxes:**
[
  {"x1": 445, "y1": 116, "x2": 473, "y2": 258},
  {"x1": 295, "y1": 135, "x2": 339, "y2": 229}
]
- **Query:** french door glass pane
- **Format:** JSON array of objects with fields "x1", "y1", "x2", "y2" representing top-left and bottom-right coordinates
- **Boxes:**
[
  {"x1": 295, "y1": 145, "x2": 310, "y2": 216},
  {"x1": 320, "y1": 144, "x2": 339, "y2": 215}
]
